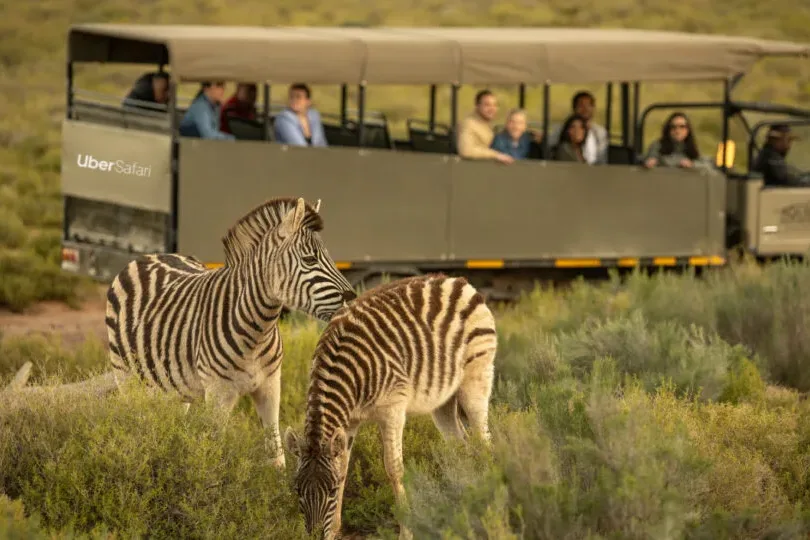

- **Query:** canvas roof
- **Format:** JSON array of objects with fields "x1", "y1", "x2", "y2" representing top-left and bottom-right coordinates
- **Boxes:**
[{"x1": 68, "y1": 24, "x2": 810, "y2": 85}]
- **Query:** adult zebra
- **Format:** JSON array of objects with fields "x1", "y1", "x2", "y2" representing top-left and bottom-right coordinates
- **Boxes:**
[{"x1": 105, "y1": 197, "x2": 356, "y2": 468}]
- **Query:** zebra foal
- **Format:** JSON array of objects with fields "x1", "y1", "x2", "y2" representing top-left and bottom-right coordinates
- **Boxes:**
[
  {"x1": 105, "y1": 197, "x2": 356, "y2": 468},
  {"x1": 284, "y1": 273, "x2": 497, "y2": 539}
]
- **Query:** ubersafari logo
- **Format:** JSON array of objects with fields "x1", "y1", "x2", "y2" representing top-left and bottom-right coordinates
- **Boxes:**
[{"x1": 76, "y1": 154, "x2": 152, "y2": 177}]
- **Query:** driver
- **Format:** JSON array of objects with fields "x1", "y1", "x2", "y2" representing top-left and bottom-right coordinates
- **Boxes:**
[{"x1": 753, "y1": 124, "x2": 807, "y2": 187}]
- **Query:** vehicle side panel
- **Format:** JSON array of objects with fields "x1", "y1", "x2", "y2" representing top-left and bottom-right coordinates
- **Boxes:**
[
  {"x1": 176, "y1": 141, "x2": 450, "y2": 262},
  {"x1": 449, "y1": 160, "x2": 725, "y2": 259},
  {"x1": 176, "y1": 141, "x2": 726, "y2": 264},
  {"x1": 756, "y1": 187, "x2": 810, "y2": 255},
  {"x1": 61, "y1": 120, "x2": 172, "y2": 213}
]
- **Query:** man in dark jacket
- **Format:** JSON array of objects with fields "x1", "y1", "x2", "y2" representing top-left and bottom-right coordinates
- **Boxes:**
[
  {"x1": 752, "y1": 124, "x2": 808, "y2": 187},
  {"x1": 219, "y1": 83, "x2": 258, "y2": 134},
  {"x1": 122, "y1": 72, "x2": 170, "y2": 111}
]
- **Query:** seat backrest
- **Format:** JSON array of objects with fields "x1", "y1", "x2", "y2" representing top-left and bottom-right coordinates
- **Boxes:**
[
  {"x1": 407, "y1": 119, "x2": 453, "y2": 154},
  {"x1": 360, "y1": 121, "x2": 393, "y2": 149},
  {"x1": 607, "y1": 145, "x2": 636, "y2": 165},
  {"x1": 227, "y1": 115, "x2": 265, "y2": 141},
  {"x1": 323, "y1": 122, "x2": 359, "y2": 147}
]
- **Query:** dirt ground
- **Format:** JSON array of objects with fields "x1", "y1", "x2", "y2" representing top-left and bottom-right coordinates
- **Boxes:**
[{"x1": 0, "y1": 285, "x2": 108, "y2": 346}]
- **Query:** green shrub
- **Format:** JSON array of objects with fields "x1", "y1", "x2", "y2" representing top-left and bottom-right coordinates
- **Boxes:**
[
  {"x1": 556, "y1": 311, "x2": 746, "y2": 401},
  {"x1": 0, "y1": 333, "x2": 108, "y2": 386},
  {"x1": 0, "y1": 495, "x2": 117, "y2": 539},
  {"x1": 0, "y1": 250, "x2": 88, "y2": 313},
  {"x1": 0, "y1": 212, "x2": 26, "y2": 249},
  {"x1": 0, "y1": 386, "x2": 304, "y2": 539}
]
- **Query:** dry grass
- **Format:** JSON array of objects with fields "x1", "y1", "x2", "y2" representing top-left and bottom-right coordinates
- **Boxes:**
[{"x1": 3, "y1": 260, "x2": 810, "y2": 538}]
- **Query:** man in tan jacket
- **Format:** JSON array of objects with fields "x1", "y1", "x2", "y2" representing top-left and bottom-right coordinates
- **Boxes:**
[{"x1": 457, "y1": 90, "x2": 515, "y2": 164}]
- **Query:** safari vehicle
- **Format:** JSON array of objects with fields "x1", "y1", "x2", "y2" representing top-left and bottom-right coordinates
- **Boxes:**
[{"x1": 60, "y1": 24, "x2": 810, "y2": 299}]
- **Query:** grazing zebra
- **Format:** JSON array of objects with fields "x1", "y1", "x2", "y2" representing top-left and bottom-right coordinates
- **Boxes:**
[
  {"x1": 105, "y1": 197, "x2": 356, "y2": 468},
  {"x1": 284, "y1": 273, "x2": 497, "y2": 540}
]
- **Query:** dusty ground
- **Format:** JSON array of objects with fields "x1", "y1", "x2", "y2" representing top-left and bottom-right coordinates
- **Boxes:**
[{"x1": 0, "y1": 285, "x2": 108, "y2": 346}]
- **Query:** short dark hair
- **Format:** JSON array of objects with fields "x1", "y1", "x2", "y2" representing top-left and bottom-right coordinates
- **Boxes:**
[
  {"x1": 475, "y1": 89, "x2": 494, "y2": 105},
  {"x1": 289, "y1": 83, "x2": 311, "y2": 99},
  {"x1": 200, "y1": 81, "x2": 225, "y2": 88},
  {"x1": 572, "y1": 90, "x2": 595, "y2": 110},
  {"x1": 195, "y1": 81, "x2": 225, "y2": 98}
]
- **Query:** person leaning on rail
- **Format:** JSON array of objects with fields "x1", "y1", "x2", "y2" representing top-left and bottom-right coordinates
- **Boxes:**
[
  {"x1": 548, "y1": 90, "x2": 609, "y2": 165},
  {"x1": 457, "y1": 89, "x2": 516, "y2": 164},
  {"x1": 490, "y1": 108, "x2": 534, "y2": 160},
  {"x1": 552, "y1": 114, "x2": 590, "y2": 163}
]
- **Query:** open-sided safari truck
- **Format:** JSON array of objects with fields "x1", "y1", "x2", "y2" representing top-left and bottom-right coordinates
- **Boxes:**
[{"x1": 60, "y1": 24, "x2": 810, "y2": 299}]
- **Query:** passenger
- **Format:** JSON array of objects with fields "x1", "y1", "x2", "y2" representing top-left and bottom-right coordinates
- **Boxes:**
[
  {"x1": 273, "y1": 83, "x2": 328, "y2": 147},
  {"x1": 219, "y1": 83, "x2": 258, "y2": 134},
  {"x1": 552, "y1": 114, "x2": 589, "y2": 163},
  {"x1": 752, "y1": 124, "x2": 808, "y2": 186},
  {"x1": 457, "y1": 90, "x2": 514, "y2": 164},
  {"x1": 122, "y1": 72, "x2": 170, "y2": 111},
  {"x1": 490, "y1": 108, "x2": 533, "y2": 160},
  {"x1": 548, "y1": 91, "x2": 608, "y2": 164},
  {"x1": 178, "y1": 81, "x2": 235, "y2": 141},
  {"x1": 642, "y1": 112, "x2": 700, "y2": 169}
]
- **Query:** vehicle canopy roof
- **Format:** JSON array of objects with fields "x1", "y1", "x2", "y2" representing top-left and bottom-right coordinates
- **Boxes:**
[{"x1": 69, "y1": 24, "x2": 810, "y2": 86}]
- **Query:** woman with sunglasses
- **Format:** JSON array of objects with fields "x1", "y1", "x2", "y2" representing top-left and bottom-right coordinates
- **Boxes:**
[{"x1": 642, "y1": 112, "x2": 700, "y2": 169}]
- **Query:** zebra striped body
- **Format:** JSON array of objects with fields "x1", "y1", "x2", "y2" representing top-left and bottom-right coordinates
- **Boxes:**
[
  {"x1": 285, "y1": 274, "x2": 497, "y2": 539},
  {"x1": 106, "y1": 197, "x2": 356, "y2": 468}
]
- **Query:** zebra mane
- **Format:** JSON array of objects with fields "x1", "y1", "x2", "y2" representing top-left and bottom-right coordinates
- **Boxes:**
[
  {"x1": 221, "y1": 197, "x2": 324, "y2": 266},
  {"x1": 315, "y1": 274, "x2": 450, "y2": 345}
]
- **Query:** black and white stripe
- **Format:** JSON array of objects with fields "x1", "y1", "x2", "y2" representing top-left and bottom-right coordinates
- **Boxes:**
[
  {"x1": 105, "y1": 197, "x2": 356, "y2": 468},
  {"x1": 285, "y1": 273, "x2": 497, "y2": 539}
]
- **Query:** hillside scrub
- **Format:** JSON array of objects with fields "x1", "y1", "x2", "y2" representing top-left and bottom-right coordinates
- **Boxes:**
[
  {"x1": 2, "y1": 260, "x2": 810, "y2": 538},
  {"x1": 2, "y1": 0, "x2": 810, "y2": 311}
]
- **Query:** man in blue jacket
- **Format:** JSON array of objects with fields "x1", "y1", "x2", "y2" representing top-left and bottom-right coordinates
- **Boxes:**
[
  {"x1": 179, "y1": 81, "x2": 236, "y2": 140},
  {"x1": 273, "y1": 83, "x2": 328, "y2": 147}
]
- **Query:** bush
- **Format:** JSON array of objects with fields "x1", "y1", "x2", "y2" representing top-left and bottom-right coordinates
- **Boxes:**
[
  {"x1": 0, "y1": 251, "x2": 88, "y2": 313},
  {"x1": 0, "y1": 386, "x2": 304, "y2": 539},
  {"x1": 0, "y1": 213, "x2": 26, "y2": 249},
  {"x1": 0, "y1": 495, "x2": 117, "y2": 539}
]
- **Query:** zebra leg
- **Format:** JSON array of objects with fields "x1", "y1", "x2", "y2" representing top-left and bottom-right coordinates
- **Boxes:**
[
  {"x1": 431, "y1": 394, "x2": 468, "y2": 441},
  {"x1": 203, "y1": 383, "x2": 241, "y2": 422},
  {"x1": 249, "y1": 368, "x2": 285, "y2": 469},
  {"x1": 457, "y1": 350, "x2": 496, "y2": 445},
  {"x1": 331, "y1": 430, "x2": 356, "y2": 536},
  {"x1": 378, "y1": 406, "x2": 413, "y2": 540}
]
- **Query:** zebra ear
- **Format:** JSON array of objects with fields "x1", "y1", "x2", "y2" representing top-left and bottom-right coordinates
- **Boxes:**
[
  {"x1": 314, "y1": 199, "x2": 321, "y2": 213},
  {"x1": 279, "y1": 197, "x2": 307, "y2": 238},
  {"x1": 329, "y1": 427, "x2": 348, "y2": 458},
  {"x1": 284, "y1": 427, "x2": 301, "y2": 458}
]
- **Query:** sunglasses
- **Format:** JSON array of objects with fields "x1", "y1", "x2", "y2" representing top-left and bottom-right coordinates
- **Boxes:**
[{"x1": 669, "y1": 122, "x2": 688, "y2": 130}]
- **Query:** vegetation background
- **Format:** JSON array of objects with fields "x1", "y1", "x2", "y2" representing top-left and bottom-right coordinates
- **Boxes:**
[
  {"x1": 2, "y1": 1, "x2": 810, "y2": 538},
  {"x1": 1, "y1": 0, "x2": 810, "y2": 311}
]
